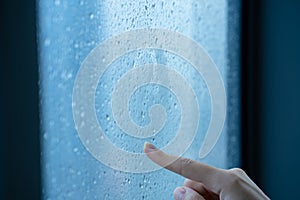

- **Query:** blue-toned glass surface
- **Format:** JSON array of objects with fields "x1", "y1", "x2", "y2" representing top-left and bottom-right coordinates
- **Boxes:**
[{"x1": 38, "y1": 0, "x2": 240, "y2": 199}]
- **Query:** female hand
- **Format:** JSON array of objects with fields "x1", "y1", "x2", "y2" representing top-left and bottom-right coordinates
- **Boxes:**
[{"x1": 144, "y1": 142, "x2": 270, "y2": 200}]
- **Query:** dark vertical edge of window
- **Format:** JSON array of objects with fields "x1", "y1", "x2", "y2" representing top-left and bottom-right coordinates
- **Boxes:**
[
  {"x1": 226, "y1": 0, "x2": 242, "y2": 168},
  {"x1": 0, "y1": 0, "x2": 41, "y2": 199},
  {"x1": 241, "y1": 0, "x2": 262, "y2": 185},
  {"x1": 258, "y1": 2, "x2": 300, "y2": 198}
]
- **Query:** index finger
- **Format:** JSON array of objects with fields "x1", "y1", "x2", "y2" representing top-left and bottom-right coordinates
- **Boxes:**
[{"x1": 144, "y1": 142, "x2": 227, "y2": 194}]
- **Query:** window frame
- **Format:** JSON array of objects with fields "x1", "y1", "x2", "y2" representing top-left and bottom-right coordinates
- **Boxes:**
[{"x1": 0, "y1": 0, "x2": 266, "y2": 198}]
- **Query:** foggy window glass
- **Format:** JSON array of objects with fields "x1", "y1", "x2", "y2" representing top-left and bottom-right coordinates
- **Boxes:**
[{"x1": 38, "y1": 0, "x2": 241, "y2": 199}]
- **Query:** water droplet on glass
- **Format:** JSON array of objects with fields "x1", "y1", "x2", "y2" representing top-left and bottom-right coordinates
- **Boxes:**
[
  {"x1": 139, "y1": 183, "x2": 144, "y2": 188},
  {"x1": 80, "y1": 112, "x2": 85, "y2": 117},
  {"x1": 65, "y1": 26, "x2": 71, "y2": 32},
  {"x1": 80, "y1": 121, "x2": 85, "y2": 128},
  {"x1": 54, "y1": 0, "x2": 60, "y2": 6},
  {"x1": 49, "y1": 120, "x2": 55, "y2": 127},
  {"x1": 89, "y1": 13, "x2": 94, "y2": 20},
  {"x1": 141, "y1": 111, "x2": 145, "y2": 119},
  {"x1": 44, "y1": 38, "x2": 51, "y2": 46},
  {"x1": 73, "y1": 147, "x2": 78, "y2": 153}
]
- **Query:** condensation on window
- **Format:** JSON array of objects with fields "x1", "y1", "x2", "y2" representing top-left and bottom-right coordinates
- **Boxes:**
[{"x1": 38, "y1": 0, "x2": 240, "y2": 199}]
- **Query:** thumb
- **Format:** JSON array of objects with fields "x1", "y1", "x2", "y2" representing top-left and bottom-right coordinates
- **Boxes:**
[{"x1": 174, "y1": 187, "x2": 205, "y2": 200}]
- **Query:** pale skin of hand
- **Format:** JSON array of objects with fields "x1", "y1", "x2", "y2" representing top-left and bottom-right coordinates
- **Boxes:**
[{"x1": 144, "y1": 142, "x2": 270, "y2": 200}]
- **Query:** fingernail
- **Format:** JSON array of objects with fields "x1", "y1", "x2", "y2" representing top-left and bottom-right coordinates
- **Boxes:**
[
  {"x1": 175, "y1": 187, "x2": 186, "y2": 200},
  {"x1": 144, "y1": 142, "x2": 157, "y2": 153}
]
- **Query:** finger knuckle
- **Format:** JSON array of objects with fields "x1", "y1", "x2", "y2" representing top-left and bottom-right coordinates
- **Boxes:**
[
  {"x1": 226, "y1": 170, "x2": 245, "y2": 188},
  {"x1": 229, "y1": 167, "x2": 245, "y2": 175}
]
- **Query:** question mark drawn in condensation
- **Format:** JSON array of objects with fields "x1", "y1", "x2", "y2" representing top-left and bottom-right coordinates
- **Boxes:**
[{"x1": 72, "y1": 29, "x2": 226, "y2": 173}]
